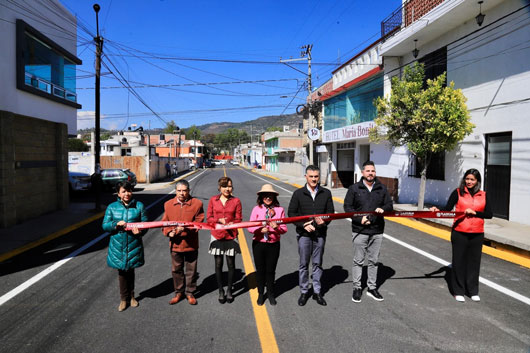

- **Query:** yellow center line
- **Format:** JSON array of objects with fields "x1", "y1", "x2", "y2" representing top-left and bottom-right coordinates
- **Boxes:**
[{"x1": 238, "y1": 228, "x2": 280, "y2": 353}]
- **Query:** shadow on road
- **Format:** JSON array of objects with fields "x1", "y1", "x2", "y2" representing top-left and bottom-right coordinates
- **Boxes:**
[
  {"x1": 274, "y1": 270, "x2": 298, "y2": 298},
  {"x1": 137, "y1": 278, "x2": 174, "y2": 301},
  {"x1": 321, "y1": 265, "x2": 350, "y2": 295}
]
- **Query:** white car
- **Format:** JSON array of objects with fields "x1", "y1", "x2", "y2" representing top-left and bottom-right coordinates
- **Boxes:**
[
  {"x1": 231, "y1": 160, "x2": 239, "y2": 166},
  {"x1": 68, "y1": 171, "x2": 91, "y2": 191}
]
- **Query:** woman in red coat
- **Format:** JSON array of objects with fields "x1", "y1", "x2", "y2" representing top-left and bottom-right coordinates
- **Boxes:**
[
  {"x1": 431, "y1": 169, "x2": 492, "y2": 303},
  {"x1": 207, "y1": 177, "x2": 242, "y2": 303}
]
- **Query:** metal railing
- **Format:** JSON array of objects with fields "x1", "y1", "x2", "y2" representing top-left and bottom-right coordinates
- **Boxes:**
[{"x1": 25, "y1": 72, "x2": 77, "y2": 102}]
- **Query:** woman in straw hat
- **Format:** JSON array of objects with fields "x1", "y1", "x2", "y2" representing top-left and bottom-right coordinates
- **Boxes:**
[{"x1": 248, "y1": 184, "x2": 288, "y2": 305}]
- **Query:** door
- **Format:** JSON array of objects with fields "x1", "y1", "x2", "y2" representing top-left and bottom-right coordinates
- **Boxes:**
[
  {"x1": 337, "y1": 149, "x2": 355, "y2": 188},
  {"x1": 484, "y1": 132, "x2": 511, "y2": 219}
]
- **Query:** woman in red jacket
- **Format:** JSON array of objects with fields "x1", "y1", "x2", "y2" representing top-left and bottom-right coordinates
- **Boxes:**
[
  {"x1": 207, "y1": 177, "x2": 242, "y2": 304},
  {"x1": 431, "y1": 169, "x2": 492, "y2": 303}
]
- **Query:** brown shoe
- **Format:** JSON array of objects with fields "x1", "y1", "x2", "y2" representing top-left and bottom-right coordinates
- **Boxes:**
[
  {"x1": 118, "y1": 300, "x2": 127, "y2": 312},
  {"x1": 130, "y1": 296, "x2": 139, "y2": 307},
  {"x1": 186, "y1": 294, "x2": 197, "y2": 305},
  {"x1": 169, "y1": 293, "x2": 184, "y2": 305}
]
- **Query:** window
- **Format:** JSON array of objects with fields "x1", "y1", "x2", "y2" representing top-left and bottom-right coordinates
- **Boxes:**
[
  {"x1": 121, "y1": 148, "x2": 131, "y2": 156},
  {"x1": 408, "y1": 152, "x2": 445, "y2": 180},
  {"x1": 419, "y1": 46, "x2": 447, "y2": 86},
  {"x1": 16, "y1": 20, "x2": 81, "y2": 108}
]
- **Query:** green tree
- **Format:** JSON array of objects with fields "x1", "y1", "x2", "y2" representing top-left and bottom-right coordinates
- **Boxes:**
[
  {"x1": 185, "y1": 125, "x2": 202, "y2": 141},
  {"x1": 371, "y1": 63, "x2": 474, "y2": 210},
  {"x1": 266, "y1": 126, "x2": 283, "y2": 132},
  {"x1": 164, "y1": 120, "x2": 179, "y2": 133},
  {"x1": 68, "y1": 138, "x2": 89, "y2": 152}
]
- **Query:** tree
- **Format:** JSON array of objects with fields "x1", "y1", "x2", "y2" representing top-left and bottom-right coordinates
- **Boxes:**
[
  {"x1": 266, "y1": 126, "x2": 283, "y2": 132},
  {"x1": 164, "y1": 120, "x2": 179, "y2": 133},
  {"x1": 370, "y1": 63, "x2": 474, "y2": 210},
  {"x1": 185, "y1": 125, "x2": 202, "y2": 141},
  {"x1": 68, "y1": 138, "x2": 89, "y2": 152}
]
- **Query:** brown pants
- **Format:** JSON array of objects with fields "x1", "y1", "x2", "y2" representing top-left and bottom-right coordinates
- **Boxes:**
[
  {"x1": 171, "y1": 250, "x2": 198, "y2": 295},
  {"x1": 118, "y1": 269, "x2": 135, "y2": 301}
]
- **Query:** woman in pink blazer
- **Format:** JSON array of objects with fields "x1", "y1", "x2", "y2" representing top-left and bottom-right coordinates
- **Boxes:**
[{"x1": 248, "y1": 184, "x2": 288, "y2": 306}]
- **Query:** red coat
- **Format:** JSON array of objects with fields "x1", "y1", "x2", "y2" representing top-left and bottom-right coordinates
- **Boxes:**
[
  {"x1": 453, "y1": 189, "x2": 486, "y2": 233},
  {"x1": 207, "y1": 194, "x2": 242, "y2": 240},
  {"x1": 162, "y1": 197, "x2": 204, "y2": 252}
]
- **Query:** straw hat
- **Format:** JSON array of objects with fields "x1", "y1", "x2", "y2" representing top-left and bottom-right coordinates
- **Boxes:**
[{"x1": 257, "y1": 184, "x2": 279, "y2": 195}]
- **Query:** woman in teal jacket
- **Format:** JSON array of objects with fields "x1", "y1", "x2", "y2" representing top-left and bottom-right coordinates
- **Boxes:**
[{"x1": 102, "y1": 181, "x2": 147, "y2": 312}]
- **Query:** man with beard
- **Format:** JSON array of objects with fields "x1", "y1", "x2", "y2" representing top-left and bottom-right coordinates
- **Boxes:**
[{"x1": 344, "y1": 160, "x2": 393, "y2": 303}]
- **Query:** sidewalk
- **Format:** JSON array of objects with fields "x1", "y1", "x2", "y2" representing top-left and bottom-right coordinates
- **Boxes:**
[
  {"x1": 249, "y1": 167, "x2": 530, "y2": 255},
  {"x1": 0, "y1": 170, "x2": 198, "y2": 262}
]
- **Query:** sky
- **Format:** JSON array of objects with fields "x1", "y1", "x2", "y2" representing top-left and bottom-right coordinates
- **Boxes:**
[{"x1": 60, "y1": 0, "x2": 401, "y2": 131}]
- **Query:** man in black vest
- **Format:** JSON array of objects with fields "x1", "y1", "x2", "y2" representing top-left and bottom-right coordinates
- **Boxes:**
[{"x1": 344, "y1": 160, "x2": 393, "y2": 303}]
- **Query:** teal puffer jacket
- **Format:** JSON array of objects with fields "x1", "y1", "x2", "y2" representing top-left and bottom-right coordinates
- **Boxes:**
[{"x1": 102, "y1": 198, "x2": 148, "y2": 270}]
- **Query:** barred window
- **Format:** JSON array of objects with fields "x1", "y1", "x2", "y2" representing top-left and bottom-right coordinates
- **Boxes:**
[{"x1": 408, "y1": 151, "x2": 445, "y2": 181}]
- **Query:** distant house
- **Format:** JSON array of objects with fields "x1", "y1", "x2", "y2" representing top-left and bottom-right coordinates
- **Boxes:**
[
  {"x1": 0, "y1": 0, "x2": 82, "y2": 227},
  {"x1": 263, "y1": 130, "x2": 305, "y2": 177}
]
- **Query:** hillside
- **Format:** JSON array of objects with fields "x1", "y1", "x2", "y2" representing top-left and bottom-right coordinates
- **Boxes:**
[{"x1": 196, "y1": 113, "x2": 302, "y2": 134}]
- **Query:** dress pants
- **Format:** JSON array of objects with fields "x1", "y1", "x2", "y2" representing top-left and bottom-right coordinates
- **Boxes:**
[
  {"x1": 252, "y1": 240, "x2": 280, "y2": 295},
  {"x1": 451, "y1": 230, "x2": 484, "y2": 296},
  {"x1": 171, "y1": 250, "x2": 198, "y2": 295},
  {"x1": 297, "y1": 235, "x2": 325, "y2": 294}
]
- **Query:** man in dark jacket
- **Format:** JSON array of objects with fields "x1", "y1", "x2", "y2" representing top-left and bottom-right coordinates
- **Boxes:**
[
  {"x1": 344, "y1": 160, "x2": 393, "y2": 303},
  {"x1": 162, "y1": 180, "x2": 204, "y2": 305},
  {"x1": 288, "y1": 165, "x2": 334, "y2": 306}
]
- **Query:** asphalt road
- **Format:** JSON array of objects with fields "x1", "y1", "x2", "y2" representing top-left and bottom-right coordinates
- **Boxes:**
[{"x1": 1, "y1": 167, "x2": 529, "y2": 353}]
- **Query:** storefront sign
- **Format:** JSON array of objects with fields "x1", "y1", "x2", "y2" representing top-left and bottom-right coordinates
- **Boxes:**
[{"x1": 323, "y1": 121, "x2": 375, "y2": 143}]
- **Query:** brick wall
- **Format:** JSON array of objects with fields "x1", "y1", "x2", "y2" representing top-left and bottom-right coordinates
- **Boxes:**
[
  {"x1": 0, "y1": 110, "x2": 68, "y2": 227},
  {"x1": 404, "y1": 0, "x2": 445, "y2": 27}
]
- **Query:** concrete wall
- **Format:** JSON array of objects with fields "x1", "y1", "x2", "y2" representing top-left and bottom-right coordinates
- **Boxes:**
[
  {"x1": 0, "y1": 111, "x2": 68, "y2": 227},
  {"x1": 0, "y1": 0, "x2": 79, "y2": 135}
]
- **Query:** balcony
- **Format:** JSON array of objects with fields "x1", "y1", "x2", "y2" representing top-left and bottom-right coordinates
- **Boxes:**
[{"x1": 381, "y1": 0, "x2": 446, "y2": 39}]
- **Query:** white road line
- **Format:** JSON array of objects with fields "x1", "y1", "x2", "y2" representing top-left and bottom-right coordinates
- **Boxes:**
[
  {"x1": 382, "y1": 232, "x2": 530, "y2": 306},
  {"x1": 243, "y1": 170, "x2": 294, "y2": 194},
  {"x1": 0, "y1": 170, "x2": 207, "y2": 306}
]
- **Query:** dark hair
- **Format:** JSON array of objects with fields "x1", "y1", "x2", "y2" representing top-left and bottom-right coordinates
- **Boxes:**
[
  {"x1": 305, "y1": 165, "x2": 320, "y2": 173},
  {"x1": 175, "y1": 179, "x2": 190, "y2": 190},
  {"x1": 256, "y1": 194, "x2": 280, "y2": 207},
  {"x1": 362, "y1": 160, "x2": 375, "y2": 169},
  {"x1": 218, "y1": 176, "x2": 233, "y2": 188},
  {"x1": 116, "y1": 181, "x2": 134, "y2": 193},
  {"x1": 459, "y1": 169, "x2": 482, "y2": 195}
]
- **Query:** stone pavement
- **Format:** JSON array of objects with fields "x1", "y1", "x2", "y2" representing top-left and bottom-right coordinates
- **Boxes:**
[{"x1": 248, "y1": 167, "x2": 530, "y2": 254}]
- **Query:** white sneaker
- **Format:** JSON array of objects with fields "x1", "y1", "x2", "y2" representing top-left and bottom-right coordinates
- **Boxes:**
[
  {"x1": 454, "y1": 295, "x2": 465, "y2": 302},
  {"x1": 471, "y1": 295, "x2": 480, "y2": 302}
]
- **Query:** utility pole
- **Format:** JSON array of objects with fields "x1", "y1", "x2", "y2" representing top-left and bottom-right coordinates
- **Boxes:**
[
  {"x1": 280, "y1": 44, "x2": 314, "y2": 165},
  {"x1": 93, "y1": 3, "x2": 103, "y2": 211}
]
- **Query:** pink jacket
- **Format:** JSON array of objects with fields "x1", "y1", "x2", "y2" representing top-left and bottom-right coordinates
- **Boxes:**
[{"x1": 248, "y1": 205, "x2": 288, "y2": 243}]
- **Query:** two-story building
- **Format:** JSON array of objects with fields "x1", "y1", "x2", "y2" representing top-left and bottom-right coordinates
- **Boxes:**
[
  {"x1": 379, "y1": 0, "x2": 530, "y2": 224},
  {"x1": 263, "y1": 128, "x2": 304, "y2": 177},
  {"x1": 0, "y1": 0, "x2": 82, "y2": 227}
]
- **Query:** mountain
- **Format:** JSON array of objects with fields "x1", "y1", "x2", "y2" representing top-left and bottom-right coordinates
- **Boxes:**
[{"x1": 195, "y1": 113, "x2": 302, "y2": 134}]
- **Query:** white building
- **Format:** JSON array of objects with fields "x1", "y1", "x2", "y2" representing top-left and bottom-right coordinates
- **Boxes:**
[{"x1": 379, "y1": 0, "x2": 530, "y2": 224}]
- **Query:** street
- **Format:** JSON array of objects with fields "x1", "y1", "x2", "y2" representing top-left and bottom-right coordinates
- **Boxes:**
[{"x1": 1, "y1": 166, "x2": 529, "y2": 353}]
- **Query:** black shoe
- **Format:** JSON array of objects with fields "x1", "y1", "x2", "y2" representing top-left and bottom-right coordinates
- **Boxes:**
[
  {"x1": 257, "y1": 293, "x2": 265, "y2": 306},
  {"x1": 352, "y1": 288, "x2": 362, "y2": 303},
  {"x1": 312, "y1": 293, "x2": 327, "y2": 306},
  {"x1": 298, "y1": 292, "x2": 310, "y2": 306},
  {"x1": 218, "y1": 289, "x2": 226, "y2": 304},
  {"x1": 268, "y1": 294, "x2": 277, "y2": 306},
  {"x1": 226, "y1": 290, "x2": 234, "y2": 303},
  {"x1": 367, "y1": 288, "x2": 384, "y2": 301}
]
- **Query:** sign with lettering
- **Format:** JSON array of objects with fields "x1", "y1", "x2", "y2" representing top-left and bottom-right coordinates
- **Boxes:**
[
  {"x1": 308, "y1": 128, "x2": 320, "y2": 141},
  {"x1": 323, "y1": 121, "x2": 375, "y2": 143}
]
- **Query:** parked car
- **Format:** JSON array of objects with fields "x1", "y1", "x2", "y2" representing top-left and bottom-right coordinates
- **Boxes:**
[
  {"x1": 68, "y1": 171, "x2": 91, "y2": 192},
  {"x1": 231, "y1": 160, "x2": 239, "y2": 166},
  {"x1": 101, "y1": 169, "x2": 137, "y2": 190}
]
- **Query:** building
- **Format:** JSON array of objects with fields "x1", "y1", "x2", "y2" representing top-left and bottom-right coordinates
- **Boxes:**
[
  {"x1": 0, "y1": 0, "x2": 82, "y2": 227},
  {"x1": 379, "y1": 0, "x2": 530, "y2": 224},
  {"x1": 311, "y1": 38, "x2": 398, "y2": 198},
  {"x1": 263, "y1": 128, "x2": 304, "y2": 177}
]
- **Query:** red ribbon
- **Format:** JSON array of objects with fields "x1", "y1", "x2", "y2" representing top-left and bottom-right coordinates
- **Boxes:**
[{"x1": 124, "y1": 211, "x2": 461, "y2": 231}]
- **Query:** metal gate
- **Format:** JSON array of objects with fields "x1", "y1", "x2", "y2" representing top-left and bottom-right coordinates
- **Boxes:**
[{"x1": 484, "y1": 132, "x2": 512, "y2": 219}]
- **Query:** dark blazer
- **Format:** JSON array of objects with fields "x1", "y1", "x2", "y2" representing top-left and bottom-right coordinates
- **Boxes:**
[
  {"x1": 343, "y1": 178, "x2": 393, "y2": 235},
  {"x1": 288, "y1": 184, "x2": 335, "y2": 237}
]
